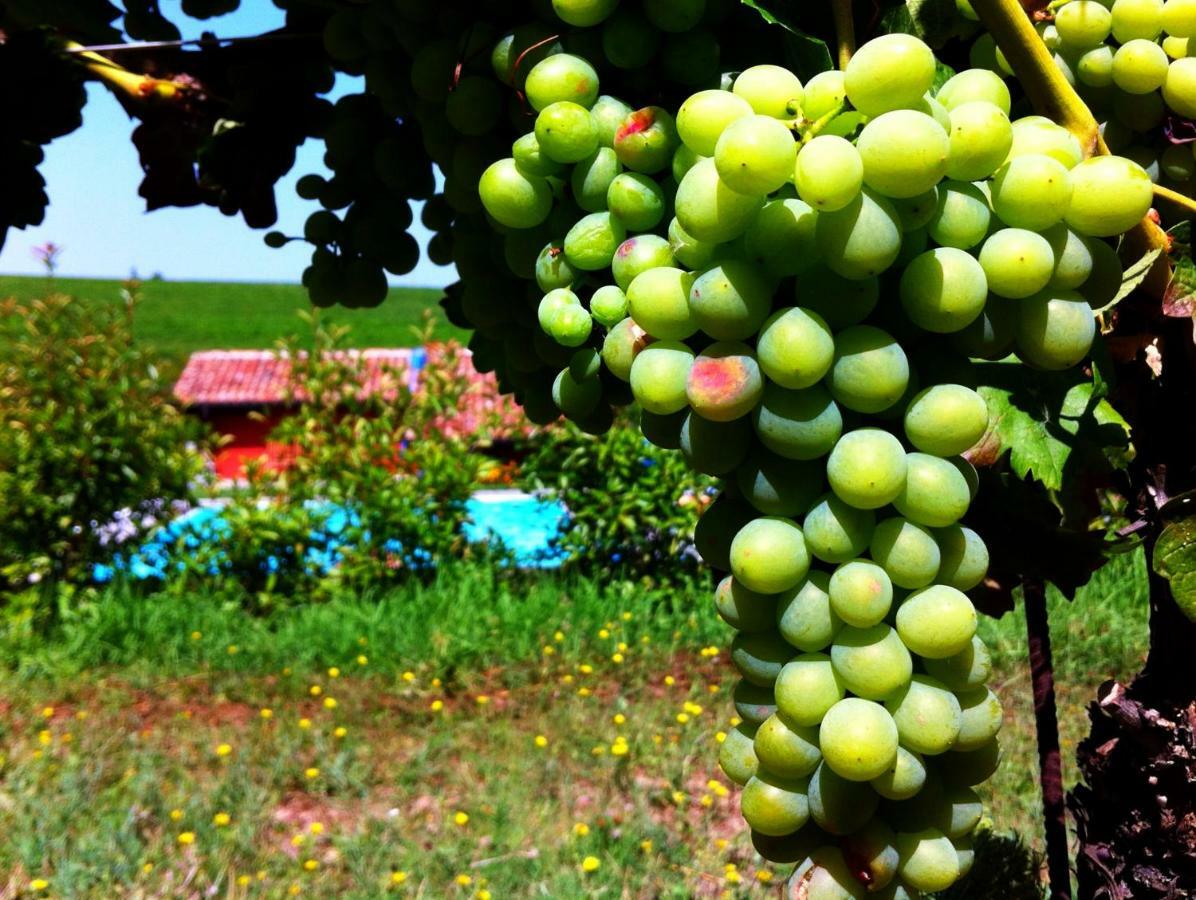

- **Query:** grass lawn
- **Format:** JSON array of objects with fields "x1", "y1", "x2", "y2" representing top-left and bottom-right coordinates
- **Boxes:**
[
  {"x1": 0, "y1": 554, "x2": 1150, "y2": 897},
  {"x1": 0, "y1": 275, "x2": 465, "y2": 370}
]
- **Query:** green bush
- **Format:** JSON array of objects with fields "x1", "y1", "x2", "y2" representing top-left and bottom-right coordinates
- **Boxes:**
[
  {"x1": 520, "y1": 412, "x2": 715, "y2": 587},
  {"x1": 0, "y1": 290, "x2": 207, "y2": 615}
]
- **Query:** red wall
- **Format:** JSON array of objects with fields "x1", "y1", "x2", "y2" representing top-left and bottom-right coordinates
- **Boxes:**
[{"x1": 205, "y1": 409, "x2": 293, "y2": 480}]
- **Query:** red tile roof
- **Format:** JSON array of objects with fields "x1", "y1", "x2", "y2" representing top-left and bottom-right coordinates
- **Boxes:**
[{"x1": 173, "y1": 349, "x2": 420, "y2": 406}]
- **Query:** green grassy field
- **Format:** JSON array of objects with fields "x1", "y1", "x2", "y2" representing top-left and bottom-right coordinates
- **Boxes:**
[
  {"x1": 0, "y1": 553, "x2": 1150, "y2": 897},
  {"x1": 0, "y1": 275, "x2": 465, "y2": 368}
]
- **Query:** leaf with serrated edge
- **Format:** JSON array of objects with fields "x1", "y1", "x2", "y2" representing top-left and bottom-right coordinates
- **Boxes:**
[
  {"x1": 739, "y1": 0, "x2": 833, "y2": 78},
  {"x1": 1154, "y1": 516, "x2": 1196, "y2": 623},
  {"x1": 1102, "y1": 248, "x2": 1164, "y2": 313}
]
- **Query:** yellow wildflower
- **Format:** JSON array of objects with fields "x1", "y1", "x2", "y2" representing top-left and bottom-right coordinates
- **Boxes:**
[
  {"x1": 534, "y1": 735, "x2": 548, "y2": 748},
  {"x1": 581, "y1": 856, "x2": 600, "y2": 873},
  {"x1": 454, "y1": 811, "x2": 469, "y2": 826},
  {"x1": 328, "y1": 667, "x2": 340, "y2": 678},
  {"x1": 177, "y1": 832, "x2": 195, "y2": 845},
  {"x1": 213, "y1": 812, "x2": 231, "y2": 827}
]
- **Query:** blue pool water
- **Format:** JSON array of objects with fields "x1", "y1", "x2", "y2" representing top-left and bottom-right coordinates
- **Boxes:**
[{"x1": 92, "y1": 491, "x2": 569, "y2": 583}]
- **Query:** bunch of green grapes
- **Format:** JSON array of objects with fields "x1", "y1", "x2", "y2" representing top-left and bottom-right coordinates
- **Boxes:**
[
  {"x1": 471, "y1": 15, "x2": 1154, "y2": 893},
  {"x1": 975, "y1": 0, "x2": 1196, "y2": 191}
]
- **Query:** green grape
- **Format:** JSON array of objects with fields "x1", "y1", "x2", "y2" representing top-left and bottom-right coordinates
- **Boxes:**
[
  {"x1": 552, "y1": 367, "x2": 602, "y2": 418},
  {"x1": 827, "y1": 429, "x2": 908, "y2": 510},
  {"x1": 1016, "y1": 288, "x2": 1096, "y2": 369},
  {"x1": 821, "y1": 109, "x2": 868, "y2": 138},
  {"x1": 538, "y1": 287, "x2": 581, "y2": 333},
  {"x1": 903, "y1": 385, "x2": 989, "y2": 457},
  {"x1": 565, "y1": 211, "x2": 626, "y2": 271},
  {"x1": 731, "y1": 517, "x2": 810, "y2": 594},
  {"x1": 896, "y1": 585, "x2": 977, "y2": 658},
  {"x1": 1042, "y1": 223, "x2": 1095, "y2": 290},
  {"x1": 891, "y1": 189, "x2": 940, "y2": 233},
  {"x1": 1165, "y1": 0, "x2": 1196, "y2": 37},
  {"x1": 549, "y1": 304, "x2": 594, "y2": 347},
  {"x1": 757, "y1": 307, "x2": 835, "y2": 389},
  {"x1": 600, "y1": 9, "x2": 659, "y2": 68},
  {"x1": 1113, "y1": 86, "x2": 1167, "y2": 131},
  {"x1": 816, "y1": 188, "x2": 903, "y2": 279},
  {"x1": 735, "y1": 678, "x2": 779, "y2": 726},
  {"x1": 937, "y1": 785, "x2": 984, "y2": 839},
  {"x1": 1055, "y1": 0, "x2": 1114, "y2": 49},
  {"x1": 803, "y1": 494, "x2": 876, "y2": 564},
  {"x1": 737, "y1": 449, "x2": 824, "y2": 518},
  {"x1": 590, "y1": 95, "x2": 635, "y2": 147},
  {"x1": 820, "y1": 698, "x2": 899, "y2": 781},
  {"x1": 842, "y1": 819, "x2": 901, "y2": 891},
  {"x1": 524, "y1": 53, "x2": 599, "y2": 111},
  {"x1": 552, "y1": 0, "x2": 618, "y2": 26},
  {"x1": 751, "y1": 827, "x2": 822, "y2": 865},
  {"x1": 732, "y1": 64, "x2": 805, "y2": 119},
  {"x1": 893, "y1": 454, "x2": 972, "y2": 528},
  {"x1": 571, "y1": 147, "x2": 622, "y2": 212},
  {"x1": 776, "y1": 653, "x2": 845, "y2": 726},
  {"x1": 927, "y1": 180, "x2": 992, "y2": 251},
  {"x1": 951, "y1": 299, "x2": 1018, "y2": 359},
  {"x1": 570, "y1": 347, "x2": 602, "y2": 382},
  {"x1": 744, "y1": 199, "x2": 820, "y2": 277},
  {"x1": 946, "y1": 101, "x2": 1013, "y2": 181},
  {"x1": 715, "y1": 575, "x2": 778, "y2": 633},
  {"x1": 885, "y1": 675, "x2": 963, "y2": 755},
  {"x1": 676, "y1": 89, "x2": 754, "y2": 156},
  {"x1": 857, "y1": 111, "x2": 950, "y2": 199},
  {"x1": 755, "y1": 712, "x2": 823, "y2": 779},
  {"x1": 590, "y1": 285, "x2": 628, "y2": 328},
  {"x1": 639, "y1": 408, "x2": 685, "y2": 449},
  {"x1": 826, "y1": 327, "x2": 909, "y2": 414},
  {"x1": 808, "y1": 762, "x2": 881, "y2": 835},
  {"x1": 478, "y1": 159, "x2": 552, "y2": 229},
  {"x1": 752, "y1": 383, "x2": 844, "y2": 460},
  {"x1": 954, "y1": 687, "x2": 1003, "y2": 751},
  {"x1": 686, "y1": 341, "x2": 763, "y2": 422},
  {"x1": 719, "y1": 721, "x2": 759, "y2": 785},
  {"x1": 935, "y1": 525, "x2": 990, "y2": 592},
  {"x1": 714, "y1": 115, "x2": 798, "y2": 196},
  {"x1": 797, "y1": 269, "x2": 880, "y2": 329},
  {"x1": 829, "y1": 560, "x2": 894, "y2": 628},
  {"x1": 741, "y1": 771, "x2": 810, "y2": 836},
  {"x1": 513, "y1": 132, "x2": 565, "y2": 177},
  {"x1": 937, "y1": 737, "x2": 1002, "y2": 786},
  {"x1": 937, "y1": 68, "x2": 1012, "y2": 114},
  {"x1": 606, "y1": 172, "x2": 666, "y2": 230},
  {"x1": 535, "y1": 101, "x2": 599, "y2": 164},
  {"x1": 803, "y1": 70, "x2": 848, "y2": 120},
  {"x1": 794, "y1": 135, "x2": 864, "y2": 212},
  {"x1": 871, "y1": 518, "x2": 941, "y2": 589},
  {"x1": 1080, "y1": 237, "x2": 1124, "y2": 308},
  {"x1": 896, "y1": 828, "x2": 961, "y2": 893},
  {"x1": 896, "y1": 228, "x2": 931, "y2": 267},
  {"x1": 1129, "y1": 146, "x2": 1162, "y2": 184},
  {"x1": 871, "y1": 746, "x2": 928, "y2": 800},
  {"x1": 1113, "y1": 38, "x2": 1171, "y2": 92},
  {"x1": 629, "y1": 340, "x2": 694, "y2": 414},
  {"x1": 951, "y1": 457, "x2": 980, "y2": 500},
  {"x1": 613, "y1": 106, "x2": 679, "y2": 174},
  {"x1": 1113, "y1": 0, "x2": 1165, "y2": 41},
  {"x1": 777, "y1": 570, "x2": 843, "y2": 651},
  {"x1": 673, "y1": 144, "x2": 703, "y2": 183},
  {"x1": 643, "y1": 0, "x2": 706, "y2": 32},
  {"x1": 924, "y1": 635, "x2": 992, "y2": 693},
  {"x1": 680, "y1": 412, "x2": 752, "y2": 474},
  {"x1": 830, "y1": 624, "x2": 913, "y2": 700},
  {"x1": 899, "y1": 247, "x2": 989, "y2": 334},
  {"x1": 627, "y1": 266, "x2": 698, "y2": 340},
  {"x1": 1162, "y1": 142, "x2": 1196, "y2": 181},
  {"x1": 612, "y1": 235, "x2": 674, "y2": 291},
  {"x1": 536, "y1": 241, "x2": 577, "y2": 291},
  {"x1": 791, "y1": 847, "x2": 870, "y2": 899},
  {"x1": 689, "y1": 260, "x2": 773, "y2": 341},
  {"x1": 732, "y1": 629, "x2": 795, "y2": 686},
  {"x1": 845, "y1": 34, "x2": 937, "y2": 117},
  {"x1": 695, "y1": 493, "x2": 755, "y2": 571},
  {"x1": 1065, "y1": 155, "x2": 1154, "y2": 236},
  {"x1": 675, "y1": 157, "x2": 764, "y2": 243},
  {"x1": 915, "y1": 93, "x2": 953, "y2": 131},
  {"x1": 1077, "y1": 45, "x2": 1116, "y2": 87},
  {"x1": 990, "y1": 154, "x2": 1073, "y2": 230},
  {"x1": 601, "y1": 317, "x2": 648, "y2": 381},
  {"x1": 667, "y1": 216, "x2": 717, "y2": 269},
  {"x1": 1006, "y1": 116, "x2": 1084, "y2": 168}
]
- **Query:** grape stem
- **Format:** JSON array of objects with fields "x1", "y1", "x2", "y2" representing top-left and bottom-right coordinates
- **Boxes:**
[
  {"x1": 970, "y1": 0, "x2": 1173, "y2": 297},
  {"x1": 832, "y1": 0, "x2": 856, "y2": 70}
]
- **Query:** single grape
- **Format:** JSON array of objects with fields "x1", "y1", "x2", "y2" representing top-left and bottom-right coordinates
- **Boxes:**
[
  {"x1": 893, "y1": 453, "x2": 973, "y2": 528},
  {"x1": 613, "y1": 106, "x2": 679, "y2": 174},
  {"x1": 611, "y1": 234, "x2": 674, "y2": 291},
  {"x1": 954, "y1": 687, "x2": 1004, "y2": 751},
  {"x1": 752, "y1": 383, "x2": 844, "y2": 461},
  {"x1": 951, "y1": 299, "x2": 1019, "y2": 359},
  {"x1": 606, "y1": 173, "x2": 665, "y2": 230},
  {"x1": 937, "y1": 68, "x2": 1012, "y2": 114},
  {"x1": 777, "y1": 570, "x2": 843, "y2": 652},
  {"x1": 601, "y1": 317, "x2": 649, "y2": 381},
  {"x1": 538, "y1": 287, "x2": 581, "y2": 333},
  {"x1": 536, "y1": 241, "x2": 576, "y2": 291},
  {"x1": 737, "y1": 449, "x2": 824, "y2": 518},
  {"x1": 676, "y1": 89, "x2": 754, "y2": 156},
  {"x1": 797, "y1": 268, "x2": 880, "y2": 329},
  {"x1": 842, "y1": 819, "x2": 902, "y2": 892},
  {"x1": 803, "y1": 494, "x2": 877, "y2": 564},
  {"x1": 552, "y1": 0, "x2": 618, "y2": 26},
  {"x1": 927, "y1": 180, "x2": 992, "y2": 250},
  {"x1": 820, "y1": 697, "x2": 899, "y2": 781},
  {"x1": 688, "y1": 260, "x2": 774, "y2": 341},
  {"x1": 734, "y1": 678, "x2": 779, "y2": 726},
  {"x1": 803, "y1": 70, "x2": 848, "y2": 120},
  {"x1": 896, "y1": 585, "x2": 978, "y2": 658},
  {"x1": 751, "y1": 827, "x2": 822, "y2": 865},
  {"x1": 629, "y1": 340, "x2": 694, "y2": 414},
  {"x1": 1077, "y1": 45, "x2": 1116, "y2": 87},
  {"x1": 740, "y1": 771, "x2": 810, "y2": 836},
  {"x1": 845, "y1": 34, "x2": 937, "y2": 117},
  {"x1": 715, "y1": 114, "x2": 798, "y2": 195},
  {"x1": 680, "y1": 412, "x2": 752, "y2": 475},
  {"x1": 715, "y1": 575, "x2": 778, "y2": 633},
  {"x1": 827, "y1": 429, "x2": 909, "y2": 510},
  {"x1": 903, "y1": 384, "x2": 989, "y2": 458},
  {"x1": 552, "y1": 367, "x2": 602, "y2": 418},
  {"x1": 731, "y1": 517, "x2": 810, "y2": 594},
  {"x1": 935, "y1": 525, "x2": 990, "y2": 592},
  {"x1": 627, "y1": 266, "x2": 698, "y2": 340},
  {"x1": 1113, "y1": 0, "x2": 1165, "y2": 41},
  {"x1": 1165, "y1": 0, "x2": 1196, "y2": 37},
  {"x1": 830, "y1": 624, "x2": 914, "y2": 700},
  {"x1": 857, "y1": 111, "x2": 951, "y2": 199},
  {"x1": 1055, "y1": 0, "x2": 1114, "y2": 49},
  {"x1": 643, "y1": 0, "x2": 705, "y2": 31},
  {"x1": 549, "y1": 304, "x2": 594, "y2": 347},
  {"x1": 675, "y1": 157, "x2": 765, "y2": 243},
  {"x1": 535, "y1": 101, "x2": 599, "y2": 163},
  {"x1": 589, "y1": 285, "x2": 628, "y2": 328},
  {"x1": 776, "y1": 653, "x2": 846, "y2": 726},
  {"x1": 755, "y1": 712, "x2": 823, "y2": 779},
  {"x1": 686, "y1": 341, "x2": 764, "y2": 422},
  {"x1": 719, "y1": 721, "x2": 760, "y2": 785},
  {"x1": 886, "y1": 675, "x2": 964, "y2": 755},
  {"x1": 512, "y1": 132, "x2": 565, "y2": 177},
  {"x1": 826, "y1": 326, "x2": 910, "y2": 414},
  {"x1": 744, "y1": 199, "x2": 820, "y2": 277},
  {"x1": 944, "y1": 100, "x2": 1013, "y2": 183},
  {"x1": 871, "y1": 517, "x2": 942, "y2": 589},
  {"x1": 756, "y1": 307, "x2": 835, "y2": 389},
  {"x1": 1113, "y1": 85, "x2": 1167, "y2": 131},
  {"x1": 871, "y1": 746, "x2": 928, "y2": 800},
  {"x1": 564, "y1": 211, "x2": 626, "y2": 270},
  {"x1": 695, "y1": 492, "x2": 755, "y2": 571},
  {"x1": 733, "y1": 64, "x2": 805, "y2": 119},
  {"x1": 990, "y1": 154, "x2": 1073, "y2": 231},
  {"x1": 924, "y1": 635, "x2": 992, "y2": 693},
  {"x1": 524, "y1": 53, "x2": 599, "y2": 111},
  {"x1": 732, "y1": 629, "x2": 795, "y2": 686},
  {"x1": 891, "y1": 189, "x2": 941, "y2": 234},
  {"x1": 1162, "y1": 142, "x2": 1196, "y2": 181},
  {"x1": 938, "y1": 737, "x2": 1002, "y2": 786},
  {"x1": 1080, "y1": 236, "x2": 1124, "y2": 308},
  {"x1": 829, "y1": 559, "x2": 894, "y2": 628},
  {"x1": 478, "y1": 159, "x2": 552, "y2": 229},
  {"x1": 1065, "y1": 155, "x2": 1154, "y2": 236},
  {"x1": 571, "y1": 147, "x2": 622, "y2": 212},
  {"x1": 808, "y1": 761, "x2": 881, "y2": 834},
  {"x1": 1017, "y1": 288, "x2": 1097, "y2": 369},
  {"x1": 794, "y1": 135, "x2": 864, "y2": 212},
  {"x1": 896, "y1": 828, "x2": 961, "y2": 893},
  {"x1": 601, "y1": 9, "x2": 659, "y2": 68},
  {"x1": 1041, "y1": 223, "x2": 1095, "y2": 290},
  {"x1": 668, "y1": 216, "x2": 718, "y2": 269},
  {"x1": 1113, "y1": 38, "x2": 1171, "y2": 93},
  {"x1": 590, "y1": 95, "x2": 634, "y2": 147},
  {"x1": 1007, "y1": 115, "x2": 1084, "y2": 168},
  {"x1": 900, "y1": 247, "x2": 989, "y2": 333}
]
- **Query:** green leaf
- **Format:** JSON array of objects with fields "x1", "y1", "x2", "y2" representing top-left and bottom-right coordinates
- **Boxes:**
[
  {"x1": 878, "y1": 0, "x2": 970, "y2": 47},
  {"x1": 739, "y1": 0, "x2": 834, "y2": 77},
  {"x1": 1154, "y1": 515, "x2": 1196, "y2": 623},
  {"x1": 1094, "y1": 247, "x2": 1164, "y2": 314}
]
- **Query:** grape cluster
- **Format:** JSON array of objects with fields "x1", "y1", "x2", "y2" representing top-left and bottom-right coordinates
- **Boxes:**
[
  {"x1": 466, "y1": 14, "x2": 1154, "y2": 893},
  {"x1": 978, "y1": 0, "x2": 1196, "y2": 189}
]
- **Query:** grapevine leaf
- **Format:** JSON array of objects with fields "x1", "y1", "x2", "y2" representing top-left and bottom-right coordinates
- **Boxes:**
[
  {"x1": 738, "y1": 1, "x2": 834, "y2": 77},
  {"x1": 878, "y1": 0, "x2": 969, "y2": 47},
  {"x1": 1154, "y1": 515, "x2": 1196, "y2": 623},
  {"x1": 1106, "y1": 247, "x2": 1164, "y2": 310}
]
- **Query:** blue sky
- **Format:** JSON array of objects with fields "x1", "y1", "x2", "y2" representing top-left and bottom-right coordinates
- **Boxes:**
[{"x1": 0, "y1": 2, "x2": 453, "y2": 287}]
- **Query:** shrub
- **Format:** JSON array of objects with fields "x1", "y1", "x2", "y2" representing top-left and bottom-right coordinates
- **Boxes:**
[
  {"x1": 520, "y1": 412, "x2": 715, "y2": 587},
  {"x1": 0, "y1": 290, "x2": 208, "y2": 615}
]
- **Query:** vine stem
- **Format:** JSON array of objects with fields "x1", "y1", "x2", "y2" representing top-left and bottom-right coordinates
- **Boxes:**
[{"x1": 832, "y1": 0, "x2": 856, "y2": 70}]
